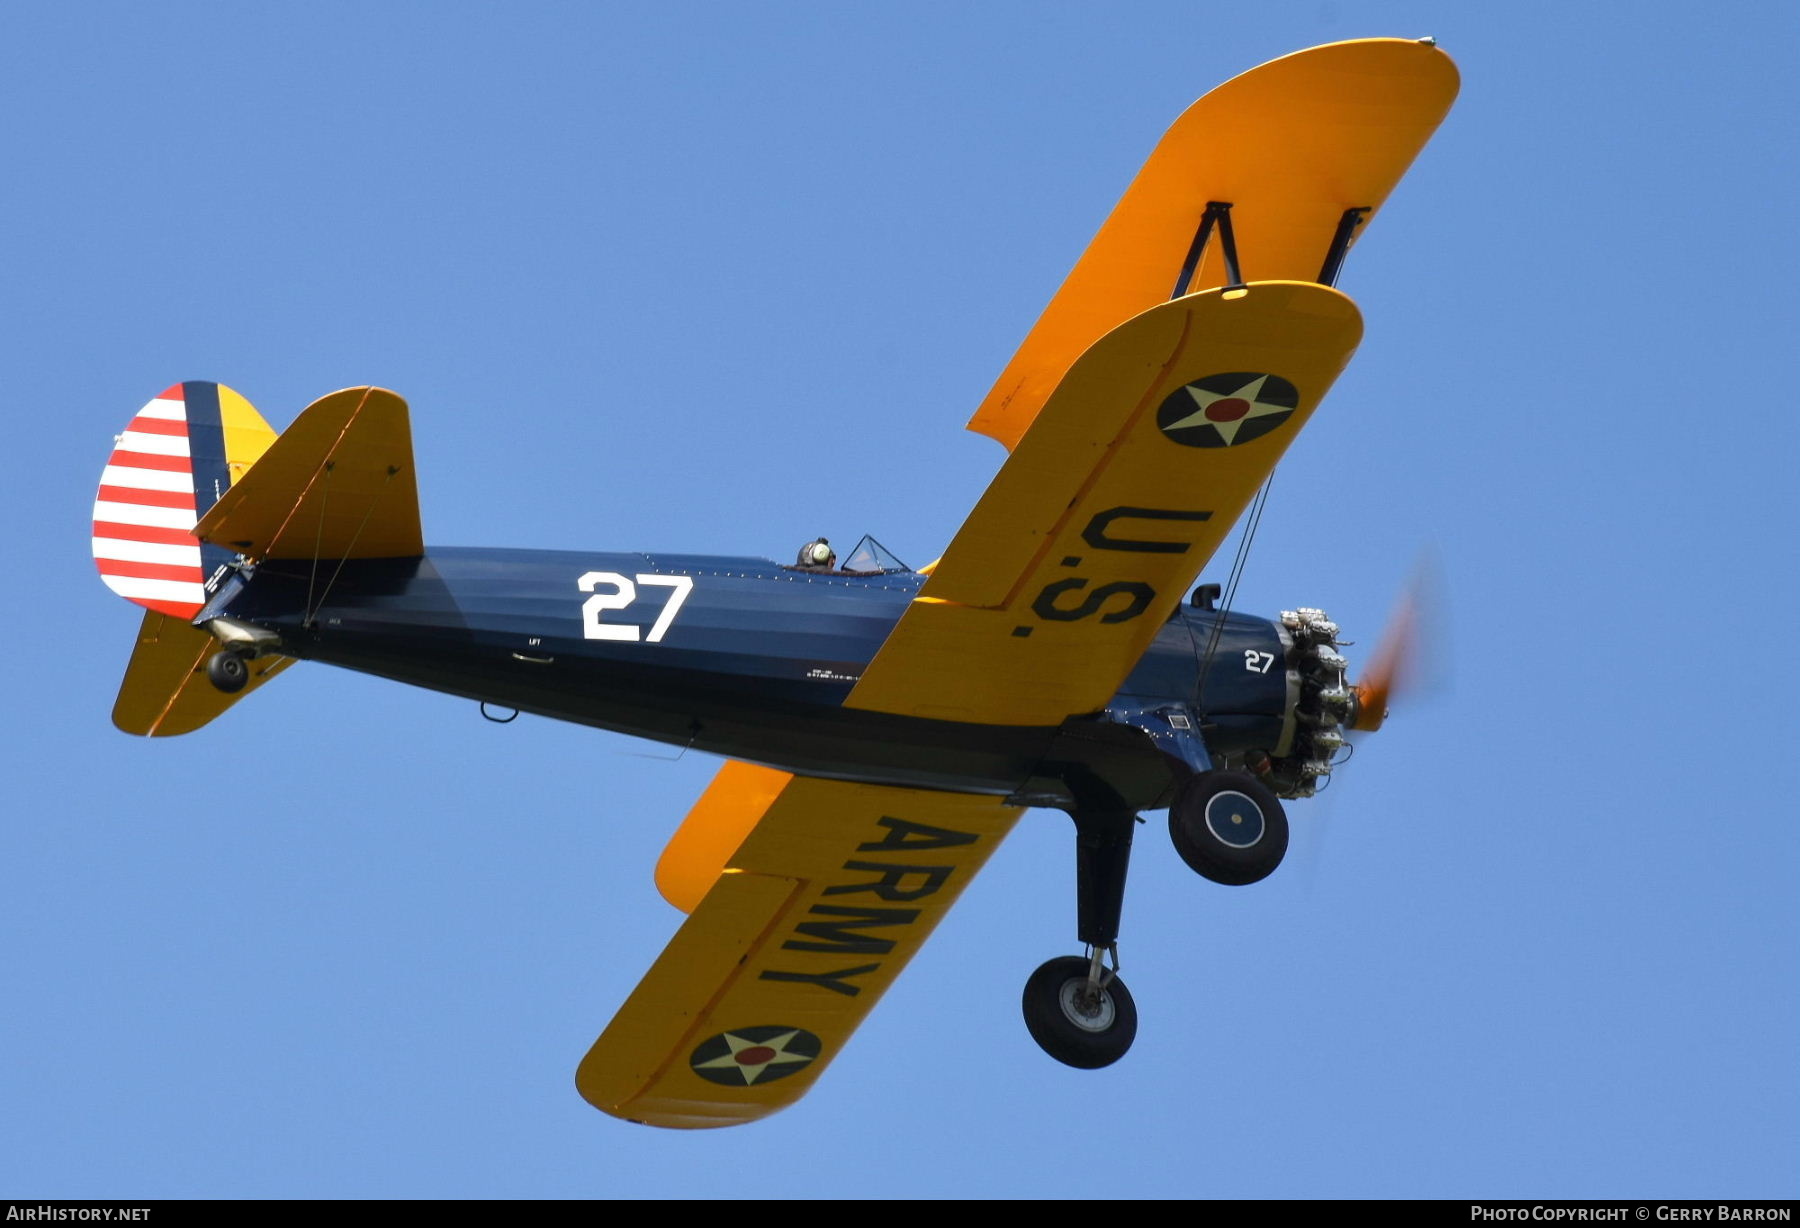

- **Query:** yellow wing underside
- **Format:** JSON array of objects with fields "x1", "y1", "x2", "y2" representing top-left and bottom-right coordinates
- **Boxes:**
[
  {"x1": 655, "y1": 760, "x2": 794, "y2": 914},
  {"x1": 849, "y1": 280, "x2": 1362, "y2": 726},
  {"x1": 969, "y1": 37, "x2": 1457, "y2": 451},
  {"x1": 579, "y1": 774, "x2": 1020, "y2": 1128}
]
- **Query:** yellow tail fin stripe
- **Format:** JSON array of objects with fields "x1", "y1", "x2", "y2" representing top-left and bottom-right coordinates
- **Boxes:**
[{"x1": 217, "y1": 384, "x2": 278, "y2": 483}]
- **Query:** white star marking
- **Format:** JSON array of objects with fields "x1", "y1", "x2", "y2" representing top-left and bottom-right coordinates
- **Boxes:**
[
  {"x1": 1162, "y1": 374, "x2": 1295, "y2": 445},
  {"x1": 692, "y1": 1029, "x2": 816, "y2": 1085}
]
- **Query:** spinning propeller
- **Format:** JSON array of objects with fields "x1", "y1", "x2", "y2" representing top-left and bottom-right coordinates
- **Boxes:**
[{"x1": 1346, "y1": 560, "x2": 1439, "y2": 736}]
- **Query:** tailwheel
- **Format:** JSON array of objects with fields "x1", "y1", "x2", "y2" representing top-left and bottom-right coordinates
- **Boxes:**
[
  {"x1": 1169, "y1": 769, "x2": 1289, "y2": 885},
  {"x1": 1021, "y1": 952, "x2": 1137, "y2": 1069},
  {"x1": 206, "y1": 649, "x2": 251, "y2": 694}
]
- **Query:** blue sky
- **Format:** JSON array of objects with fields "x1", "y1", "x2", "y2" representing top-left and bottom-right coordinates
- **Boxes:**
[{"x1": 4, "y1": 1, "x2": 1796, "y2": 1199}]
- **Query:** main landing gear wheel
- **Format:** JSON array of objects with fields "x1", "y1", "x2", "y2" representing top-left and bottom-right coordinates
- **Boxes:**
[
  {"x1": 206, "y1": 650, "x2": 251, "y2": 694},
  {"x1": 1169, "y1": 769, "x2": 1289, "y2": 886},
  {"x1": 1021, "y1": 955, "x2": 1138, "y2": 1069}
]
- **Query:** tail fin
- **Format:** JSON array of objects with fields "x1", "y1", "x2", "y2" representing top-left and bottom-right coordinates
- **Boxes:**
[
  {"x1": 96, "y1": 381, "x2": 279, "y2": 735},
  {"x1": 93, "y1": 381, "x2": 277, "y2": 618},
  {"x1": 98, "y1": 382, "x2": 423, "y2": 736},
  {"x1": 195, "y1": 386, "x2": 421, "y2": 561}
]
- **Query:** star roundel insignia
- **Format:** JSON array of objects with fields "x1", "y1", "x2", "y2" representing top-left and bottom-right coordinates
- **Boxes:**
[
  {"x1": 1156, "y1": 372, "x2": 1300, "y2": 448},
  {"x1": 689, "y1": 1025, "x2": 823, "y2": 1087}
]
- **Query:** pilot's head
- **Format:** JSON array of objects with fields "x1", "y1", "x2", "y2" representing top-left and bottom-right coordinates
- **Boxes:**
[{"x1": 802, "y1": 539, "x2": 832, "y2": 566}]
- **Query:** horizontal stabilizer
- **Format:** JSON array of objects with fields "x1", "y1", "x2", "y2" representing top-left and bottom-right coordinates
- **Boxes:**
[
  {"x1": 113, "y1": 609, "x2": 292, "y2": 737},
  {"x1": 196, "y1": 387, "x2": 422, "y2": 561}
]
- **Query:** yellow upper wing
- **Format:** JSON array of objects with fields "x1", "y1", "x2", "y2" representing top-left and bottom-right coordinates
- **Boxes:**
[
  {"x1": 654, "y1": 759, "x2": 793, "y2": 914},
  {"x1": 579, "y1": 772, "x2": 1020, "y2": 1128},
  {"x1": 970, "y1": 37, "x2": 1456, "y2": 451},
  {"x1": 848, "y1": 281, "x2": 1361, "y2": 726},
  {"x1": 196, "y1": 387, "x2": 422, "y2": 561}
]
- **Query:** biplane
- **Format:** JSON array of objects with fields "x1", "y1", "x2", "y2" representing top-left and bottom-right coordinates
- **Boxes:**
[{"x1": 92, "y1": 39, "x2": 1458, "y2": 1128}]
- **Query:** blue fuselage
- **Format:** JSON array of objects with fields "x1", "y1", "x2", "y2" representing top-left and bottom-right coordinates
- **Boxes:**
[{"x1": 210, "y1": 547, "x2": 1291, "y2": 810}]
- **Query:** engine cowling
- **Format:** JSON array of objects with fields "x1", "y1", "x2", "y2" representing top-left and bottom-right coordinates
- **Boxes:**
[
  {"x1": 1262, "y1": 607, "x2": 1353, "y2": 799},
  {"x1": 1190, "y1": 605, "x2": 1353, "y2": 800}
]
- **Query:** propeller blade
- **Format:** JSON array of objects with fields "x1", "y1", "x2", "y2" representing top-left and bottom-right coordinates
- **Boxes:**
[
  {"x1": 1347, "y1": 557, "x2": 1441, "y2": 733},
  {"x1": 1348, "y1": 596, "x2": 1416, "y2": 732}
]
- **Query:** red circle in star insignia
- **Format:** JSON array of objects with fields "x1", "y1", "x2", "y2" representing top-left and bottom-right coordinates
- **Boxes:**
[
  {"x1": 736, "y1": 1046, "x2": 777, "y2": 1065},
  {"x1": 1205, "y1": 397, "x2": 1250, "y2": 422}
]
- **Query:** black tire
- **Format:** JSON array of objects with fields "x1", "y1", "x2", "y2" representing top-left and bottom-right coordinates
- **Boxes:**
[
  {"x1": 206, "y1": 651, "x2": 250, "y2": 694},
  {"x1": 1168, "y1": 769, "x2": 1289, "y2": 886},
  {"x1": 1021, "y1": 955, "x2": 1137, "y2": 1069}
]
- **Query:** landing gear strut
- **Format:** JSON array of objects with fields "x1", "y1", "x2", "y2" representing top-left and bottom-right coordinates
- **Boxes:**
[{"x1": 1022, "y1": 807, "x2": 1139, "y2": 1068}]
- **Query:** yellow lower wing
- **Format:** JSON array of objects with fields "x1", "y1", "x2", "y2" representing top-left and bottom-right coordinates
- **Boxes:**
[
  {"x1": 579, "y1": 774, "x2": 1020, "y2": 1128},
  {"x1": 849, "y1": 281, "x2": 1361, "y2": 726},
  {"x1": 112, "y1": 610, "x2": 293, "y2": 736},
  {"x1": 196, "y1": 387, "x2": 422, "y2": 561}
]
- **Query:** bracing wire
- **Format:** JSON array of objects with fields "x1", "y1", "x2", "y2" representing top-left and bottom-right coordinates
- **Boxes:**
[
  {"x1": 1194, "y1": 468, "x2": 1276, "y2": 711},
  {"x1": 304, "y1": 463, "x2": 332, "y2": 625}
]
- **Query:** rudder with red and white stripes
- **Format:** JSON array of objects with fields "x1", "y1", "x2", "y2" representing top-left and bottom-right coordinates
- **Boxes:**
[{"x1": 93, "y1": 382, "x2": 277, "y2": 619}]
